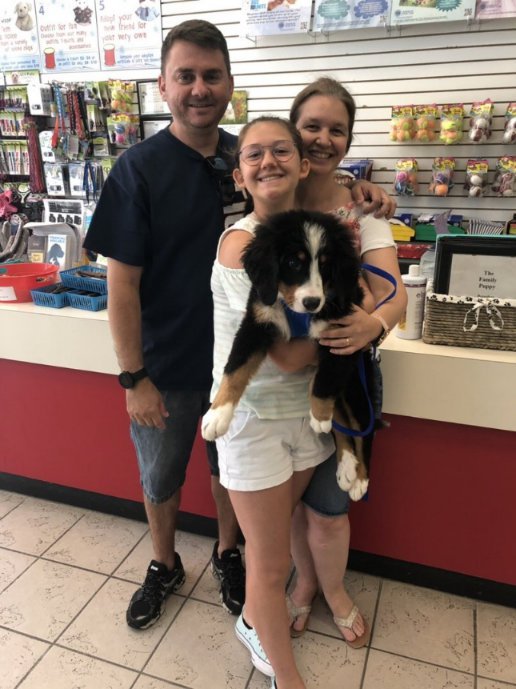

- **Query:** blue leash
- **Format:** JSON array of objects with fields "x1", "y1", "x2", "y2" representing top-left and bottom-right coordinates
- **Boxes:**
[{"x1": 331, "y1": 262, "x2": 397, "y2": 438}]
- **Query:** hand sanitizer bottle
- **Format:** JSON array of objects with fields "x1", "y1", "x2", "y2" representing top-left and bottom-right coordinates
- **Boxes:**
[{"x1": 396, "y1": 264, "x2": 427, "y2": 340}]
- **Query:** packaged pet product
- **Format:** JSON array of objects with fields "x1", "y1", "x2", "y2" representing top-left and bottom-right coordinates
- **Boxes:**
[
  {"x1": 414, "y1": 105, "x2": 438, "y2": 142},
  {"x1": 503, "y1": 103, "x2": 516, "y2": 144},
  {"x1": 464, "y1": 159, "x2": 489, "y2": 197},
  {"x1": 389, "y1": 106, "x2": 415, "y2": 142},
  {"x1": 396, "y1": 264, "x2": 427, "y2": 340},
  {"x1": 491, "y1": 156, "x2": 516, "y2": 197},
  {"x1": 439, "y1": 104, "x2": 464, "y2": 145},
  {"x1": 429, "y1": 157, "x2": 455, "y2": 197},
  {"x1": 109, "y1": 80, "x2": 134, "y2": 113},
  {"x1": 394, "y1": 158, "x2": 418, "y2": 196},
  {"x1": 44, "y1": 163, "x2": 66, "y2": 196},
  {"x1": 468, "y1": 100, "x2": 493, "y2": 143},
  {"x1": 106, "y1": 114, "x2": 139, "y2": 146}
]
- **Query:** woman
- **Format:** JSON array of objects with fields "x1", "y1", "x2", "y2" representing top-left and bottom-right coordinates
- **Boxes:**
[{"x1": 287, "y1": 77, "x2": 407, "y2": 647}]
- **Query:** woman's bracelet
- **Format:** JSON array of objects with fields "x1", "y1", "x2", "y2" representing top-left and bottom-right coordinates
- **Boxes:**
[{"x1": 370, "y1": 312, "x2": 391, "y2": 346}]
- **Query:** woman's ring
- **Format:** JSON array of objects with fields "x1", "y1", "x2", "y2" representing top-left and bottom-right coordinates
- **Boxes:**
[{"x1": 345, "y1": 337, "x2": 351, "y2": 346}]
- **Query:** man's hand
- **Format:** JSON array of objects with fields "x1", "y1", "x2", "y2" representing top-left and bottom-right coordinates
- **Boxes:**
[
  {"x1": 126, "y1": 378, "x2": 169, "y2": 429},
  {"x1": 350, "y1": 179, "x2": 397, "y2": 219}
]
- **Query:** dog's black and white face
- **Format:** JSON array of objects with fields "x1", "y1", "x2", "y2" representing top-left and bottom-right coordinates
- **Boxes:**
[{"x1": 243, "y1": 209, "x2": 362, "y2": 316}]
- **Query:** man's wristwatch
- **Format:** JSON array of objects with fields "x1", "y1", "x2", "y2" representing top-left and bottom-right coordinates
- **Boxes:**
[{"x1": 118, "y1": 367, "x2": 148, "y2": 389}]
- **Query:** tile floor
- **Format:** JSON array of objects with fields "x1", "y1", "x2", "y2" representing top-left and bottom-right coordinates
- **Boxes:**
[{"x1": 1, "y1": 489, "x2": 515, "y2": 689}]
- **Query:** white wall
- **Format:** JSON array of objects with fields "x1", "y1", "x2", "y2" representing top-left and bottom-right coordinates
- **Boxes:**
[
  {"x1": 59, "y1": 1, "x2": 516, "y2": 223},
  {"x1": 160, "y1": 1, "x2": 516, "y2": 223}
]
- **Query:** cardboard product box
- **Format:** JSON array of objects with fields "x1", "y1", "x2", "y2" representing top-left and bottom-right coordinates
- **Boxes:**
[{"x1": 27, "y1": 84, "x2": 53, "y2": 116}]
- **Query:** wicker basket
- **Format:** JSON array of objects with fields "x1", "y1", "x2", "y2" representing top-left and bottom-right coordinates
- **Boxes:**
[{"x1": 423, "y1": 293, "x2": 516, "y2": 351}]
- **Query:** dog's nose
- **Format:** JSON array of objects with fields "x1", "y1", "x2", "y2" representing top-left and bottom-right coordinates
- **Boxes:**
[{"x1": 302, "y1": 297, "x2": 321, "y2": 312}]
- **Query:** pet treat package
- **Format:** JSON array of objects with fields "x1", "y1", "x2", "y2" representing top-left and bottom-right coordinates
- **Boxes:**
[
  {"x1": 464, "y1": 159, "x2": 489, "y2": 197},
  {"x1": 439, "y1": 104, "x2": 464, "y2": 145},
  {"x1": 414, "y1": 105, "x2": 438, "y2": 142},
  {"x1": 491, "y1": 156, "x2": 516, "y2": 197},
  {"x1": 503, "y1": 103, "x2": 516, "y2": 144},
  {"x1": 389, "y1": 106, "x2": 415, "y2": 142},
  {"x1": 109, "y1": 81, "x2": 133, "y2": 113},
  {"x1": 394, "y1": 158, "x2": 418, "y2": 196},
  {"x1": 429, "y1": 157, "x2": 455, "y2": 197},
  {"x1": 106, "y1": 114, "x2": 139, "y2": 147},
  {"x1": 468, "y1": 100, "x2": 493, "y2": 143}
]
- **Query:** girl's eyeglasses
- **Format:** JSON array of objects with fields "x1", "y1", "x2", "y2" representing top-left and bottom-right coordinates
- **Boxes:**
[{"x1": 238, "y1": 140, "x2": 296, "y2": 166}]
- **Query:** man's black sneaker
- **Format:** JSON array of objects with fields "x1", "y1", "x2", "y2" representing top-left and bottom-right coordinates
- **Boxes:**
[
  {"x1": 211, "y1": 541, "x2": 245, "y2": 615},
  {"x1": 126, "y1": 555, "x2": 185, "y2": 630}
]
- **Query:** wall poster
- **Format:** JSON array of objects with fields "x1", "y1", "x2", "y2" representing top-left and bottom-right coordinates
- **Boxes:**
[
  {"x1": 37, "y1": 0, "x2": 101, "y2": 73},
  {"x1": 313, "y1": 0, "x2": 392, "y2": 30},
  {"x1": 241, "y1": 0, "x2": 312, "y2": 36},
  {"x1": 0, "y1": 0, "x2": 40, "y2": 71},
  {"x1": 95, "y1": 0, "x2": 162, "y2": 70},
  {"x1": 390, "y1": 0, "x2": 476, "y2": 24},
  {"x1": 475, "y1": 0, "x2": 516, "y2": 17}
]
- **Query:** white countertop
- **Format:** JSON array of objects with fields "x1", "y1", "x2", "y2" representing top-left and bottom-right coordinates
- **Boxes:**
[{"x1": 1, "y1": 302, "x2": 515, "y2": 432}]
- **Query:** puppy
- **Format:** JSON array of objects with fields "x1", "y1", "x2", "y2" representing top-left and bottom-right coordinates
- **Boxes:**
[
  {"x1": 202, "y1": 209, "x2": 376, "y2": 500},
  {"x1": 15, "y1": 2, "x2": 34, "y2": 31}
]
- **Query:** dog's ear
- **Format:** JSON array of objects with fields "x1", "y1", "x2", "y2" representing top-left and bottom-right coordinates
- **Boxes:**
[{"x1": 242, "y1": 230, "x2": 279, "y2": 306}]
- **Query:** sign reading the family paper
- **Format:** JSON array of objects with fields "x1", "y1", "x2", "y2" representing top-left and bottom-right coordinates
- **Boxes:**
[
  {"x1": 241, "y1": 0, "x2": 312, "y2": 36},
  {"x1": 0, "y1": 0, "x2": 40, "y2": 71},
  {"x1": 95, "y1": 0, "x2": 161, "y2": 70}
]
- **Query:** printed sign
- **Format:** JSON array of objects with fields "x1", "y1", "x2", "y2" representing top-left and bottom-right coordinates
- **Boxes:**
[
  {"x1": 313, "y1": 0, "x2": 392, "y2": 30},
  {"x1": 36, "y1": 0, "x2": 101, "y2": 72},
  {"x1": 241, "y1": 0, "x2": 312, "y2": 36},
  {"x1": 475, "y1": 0, "x2": 516, "y2": 17},
  {"x1": 390, "y1": 0, "x2": 476, "y2": 25},
  {"x1": 0, "y1": 0, "x2": 40, "y2": 71},
  {"x1": 95, "y1": 0, "x2": 161, "y2": 70},
  {"x1": 449, "y1": 254, "x2": 516, "y2": 299}
]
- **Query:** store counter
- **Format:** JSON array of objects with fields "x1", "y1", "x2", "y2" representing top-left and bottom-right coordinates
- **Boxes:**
[{"x1": 1, "y1": 303, "x2": 515, "y2": 597}]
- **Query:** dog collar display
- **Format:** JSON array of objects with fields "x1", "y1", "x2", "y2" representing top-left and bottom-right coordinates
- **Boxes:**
[{"x1": 118, "y1": 368, "x2": 148, "y2": 389}]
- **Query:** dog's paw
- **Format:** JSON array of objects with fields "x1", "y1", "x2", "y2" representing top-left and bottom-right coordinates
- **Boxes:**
[
  {"x1": 336, "y1": 449, "x2": 358, "y2": 491},
  {"x1": 309, "y1": 410, "x2": 332, "y2": 434},
  {"x1": 349, "y1": 478, "x2": 369, "y2": 501},
  {"x1": 201, "y1": 404, "x2": 234, "y2": 441}
]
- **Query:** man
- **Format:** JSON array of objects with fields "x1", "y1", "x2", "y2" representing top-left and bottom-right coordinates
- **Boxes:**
[
  {"x1": 84, "y1": 20, "x2": 245, "y2": 630},
  {"x1": 84, "y1": 18, "x2": 394, "y2": 631}
]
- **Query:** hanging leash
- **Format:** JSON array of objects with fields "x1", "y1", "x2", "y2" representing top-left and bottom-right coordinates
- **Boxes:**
[{"x1": 331, "y1": 263, "x2": 397, "y2": 438}]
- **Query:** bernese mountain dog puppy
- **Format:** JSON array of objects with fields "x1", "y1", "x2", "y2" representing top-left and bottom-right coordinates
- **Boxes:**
[{"x1": 202, "y1": 209, "x2": 378, "y2": 500}]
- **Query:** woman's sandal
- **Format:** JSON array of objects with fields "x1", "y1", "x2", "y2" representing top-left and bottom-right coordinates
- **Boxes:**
[
  {"x1": 286, "y1": 593, "x2": 314, "y2": 638},
  {"x1": 333, "y1": 604, "x2": 371, "y2": 649}
]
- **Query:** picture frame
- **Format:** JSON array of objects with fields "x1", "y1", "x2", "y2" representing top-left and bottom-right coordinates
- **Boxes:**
[{"x1": 434, "y1": 234, "x2": 516, "y2": 298}]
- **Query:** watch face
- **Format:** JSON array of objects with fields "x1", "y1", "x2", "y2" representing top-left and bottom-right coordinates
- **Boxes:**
[{"x1": 118, "y1": 371, "x2": 134, "y2": 389}]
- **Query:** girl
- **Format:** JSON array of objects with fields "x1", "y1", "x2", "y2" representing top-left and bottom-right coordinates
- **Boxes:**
[
  {"x1": 287, "y1": 78, "x2": 407, "y2": 646},
  {"x1": 209, "y1": 117, "x2": 330, "y2": 689}
]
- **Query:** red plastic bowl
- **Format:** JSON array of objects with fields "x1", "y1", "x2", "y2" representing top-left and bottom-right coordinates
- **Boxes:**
[{"x1": 0, "y1": 263, "x2": 59, "y2": 303}]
